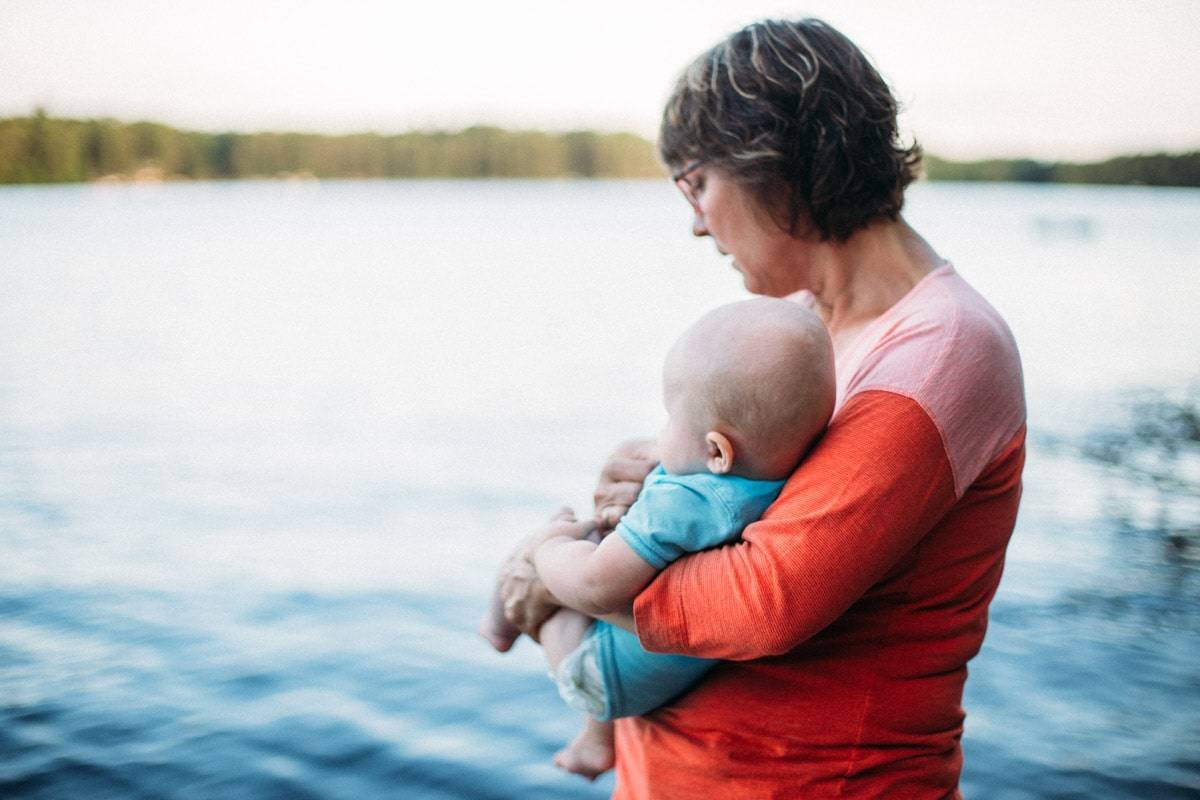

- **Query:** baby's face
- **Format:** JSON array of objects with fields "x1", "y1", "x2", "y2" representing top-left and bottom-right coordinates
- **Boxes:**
[
  {"x1": 658, "y1": 407, "x2": 710, "y2": 475},
  {"x1": 657, "y1": 372, "x2": 713, "y2": 475}
]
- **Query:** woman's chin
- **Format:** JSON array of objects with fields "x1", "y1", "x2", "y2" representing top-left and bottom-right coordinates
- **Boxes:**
[
  {"x1": 731, "y1": 261, "x2": 752, "y2": 287},
  {"x1": 736, "y1": 269, "x2": 764, "y2": 295}
]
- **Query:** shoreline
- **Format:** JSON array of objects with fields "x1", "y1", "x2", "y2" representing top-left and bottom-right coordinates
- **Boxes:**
[{"x1": 3, "y1": 112, "x2": 1198, "y2": 188}]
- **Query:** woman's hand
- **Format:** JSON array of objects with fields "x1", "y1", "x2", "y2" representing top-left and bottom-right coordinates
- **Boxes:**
[
  {"x1": 499, "y1": 507, "x2": 596, "y2": 641},
  {"x1": 593, "y1": 438, "x2": 659, "y2": 530}
]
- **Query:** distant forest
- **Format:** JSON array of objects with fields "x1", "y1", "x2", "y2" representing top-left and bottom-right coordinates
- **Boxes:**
[
  {"x1": 0, "y1": 110, "x2": 662, "y2": 183},
  {"x1": 2, "y1": 110, "x2": 1198, "y2": 187},
  {"x1": 923, "y1": 153, "x2": 1200, "y2": 187}
]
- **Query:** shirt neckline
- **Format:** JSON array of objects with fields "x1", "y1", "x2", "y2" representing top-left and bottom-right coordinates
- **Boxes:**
[{"x1": 833, "y1": 261, "x2": 955, "y2": 408}]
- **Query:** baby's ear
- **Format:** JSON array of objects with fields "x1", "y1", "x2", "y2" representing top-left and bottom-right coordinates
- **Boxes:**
[{"x1": 705, "y1": 431, "x2": 734, "y2": 475}]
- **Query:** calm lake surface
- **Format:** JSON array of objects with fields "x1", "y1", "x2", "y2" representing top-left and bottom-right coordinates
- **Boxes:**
[{"x1": 1, "y1": 179, "x2": 1198, "y2": 799}]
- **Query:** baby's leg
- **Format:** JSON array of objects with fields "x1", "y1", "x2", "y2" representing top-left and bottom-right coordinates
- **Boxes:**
[
  {"x1": 538, "y1": 607, "x2": 593, "y2": 669},
  {"x1": 553, "y1": 717, "x2": 615, "y2": 781},
  {"x1": 540, "y1": 609, "x2": 615, "y2": 780},
  {"x1": 478, "y1": 578, "x2": 522, "y2": 652}
]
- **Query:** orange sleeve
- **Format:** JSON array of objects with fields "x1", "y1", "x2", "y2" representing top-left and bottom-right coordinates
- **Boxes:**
[{"x1": 633, "y1": 390, "x2": 958, "y2": 661}]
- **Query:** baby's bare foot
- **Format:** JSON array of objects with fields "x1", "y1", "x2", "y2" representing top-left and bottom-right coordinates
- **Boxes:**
[
  {"x1": 553, "y1": 728, "x2": 615, "y2": 781},
  {"x1": 478, "y1": 616, "x2": 519, "y2": 652}
]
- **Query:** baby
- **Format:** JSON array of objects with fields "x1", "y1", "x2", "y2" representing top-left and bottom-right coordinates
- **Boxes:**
[{"x1": 481, "y1": 297, "x2": 835, "y2": 779}]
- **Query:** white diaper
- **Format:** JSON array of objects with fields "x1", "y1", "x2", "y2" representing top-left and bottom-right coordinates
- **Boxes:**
[{"x1": 551, "y1": 630, "x2": 608, "y2": 717}]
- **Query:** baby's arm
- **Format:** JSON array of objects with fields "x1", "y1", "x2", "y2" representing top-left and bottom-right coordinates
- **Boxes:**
[{"x1": 534, "y1": 532, "x2": 657, "y2": 618}]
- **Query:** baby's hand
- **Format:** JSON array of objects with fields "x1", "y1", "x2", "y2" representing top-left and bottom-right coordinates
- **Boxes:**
[{"x1": 543, "y1": 507, "x2": 596, "y2": 541}]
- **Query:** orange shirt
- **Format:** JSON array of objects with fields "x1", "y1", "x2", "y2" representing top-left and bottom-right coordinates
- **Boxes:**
[{"x1": 617, "y1": 265, "x2": 1026, "y2": 798}]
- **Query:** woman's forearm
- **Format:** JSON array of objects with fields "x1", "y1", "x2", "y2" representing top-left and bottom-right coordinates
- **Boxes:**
[{"x1": 634, "y1": 392, "x2": 959, "y2": 661}]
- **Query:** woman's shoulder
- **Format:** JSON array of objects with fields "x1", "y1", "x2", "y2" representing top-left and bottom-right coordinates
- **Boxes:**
[
  {"x1": 843, "y1": 265, "x2": 1021, "y2": 388},
  {"x1": 840, "y1": 264, "x2": 1026, "y2": 497}
]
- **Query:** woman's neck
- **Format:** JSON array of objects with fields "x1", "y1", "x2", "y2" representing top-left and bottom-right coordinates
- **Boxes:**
[{"x1": 805, "y1": 217, "x2": 943, "y2": 337}]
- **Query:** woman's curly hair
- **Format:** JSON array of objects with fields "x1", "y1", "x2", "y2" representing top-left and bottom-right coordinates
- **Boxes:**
[{"x1": 660, "y1": 18, "x2": 922, "y2": 242}]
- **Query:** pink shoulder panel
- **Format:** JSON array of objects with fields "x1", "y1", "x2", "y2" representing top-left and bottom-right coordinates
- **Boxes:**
[{"x1": 832, "y1": 265, "x2": 1026, "y2": 498}]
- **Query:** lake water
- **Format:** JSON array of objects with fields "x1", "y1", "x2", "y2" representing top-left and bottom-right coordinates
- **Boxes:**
[{"x1": 1, "y1": 179, "x2": 1198, "y2": 799}]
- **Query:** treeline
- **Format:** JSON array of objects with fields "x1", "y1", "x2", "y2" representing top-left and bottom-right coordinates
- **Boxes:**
[
  {"x1": 2, "y1": 110, "x2": 1199, "y2": 186},
  {"x1": 0, "y1": 109, "x2": 663, "y2": 183},
  {"x1": 924, "y1": 152, "x2": 1200, "y2": 187}
]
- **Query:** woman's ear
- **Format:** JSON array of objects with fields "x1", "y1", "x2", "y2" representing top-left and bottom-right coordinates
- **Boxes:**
[{"x1": 705, "y1": 431, "x2": 734, "y2": 475}]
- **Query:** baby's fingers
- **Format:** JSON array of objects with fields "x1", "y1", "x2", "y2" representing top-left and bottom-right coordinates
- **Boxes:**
[
  {"x1": 595, "y1": 479, "x2": 644, "y2": 525},
  {"x1": 553, "y1": 516, "x2": 598, "y2": 540},
  {"x1": 596, "y1": 503, "x2": 630, "y2": 530}
]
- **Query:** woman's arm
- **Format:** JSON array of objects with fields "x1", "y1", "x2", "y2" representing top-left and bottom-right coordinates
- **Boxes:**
[
  {"x1": 592, "y1": 437, "x2": 659, "y2": 530},
  {"x1": 634, "y1": 390, "x2": 960, "y2": 661}
]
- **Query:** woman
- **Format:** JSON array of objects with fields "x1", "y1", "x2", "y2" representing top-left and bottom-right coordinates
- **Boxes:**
[{"x1": 502, "y1": 18, "x2": 1024, "y2": 798}]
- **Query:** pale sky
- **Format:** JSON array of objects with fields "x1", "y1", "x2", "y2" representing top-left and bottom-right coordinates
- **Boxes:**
[{"x1": 2, "y1": 0, "x2": 1197, "y2": 160}]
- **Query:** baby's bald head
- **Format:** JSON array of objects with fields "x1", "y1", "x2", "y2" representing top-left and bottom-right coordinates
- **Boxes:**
[{"x1": 661, "y1": 298, "x2": 835, "y2": 480}]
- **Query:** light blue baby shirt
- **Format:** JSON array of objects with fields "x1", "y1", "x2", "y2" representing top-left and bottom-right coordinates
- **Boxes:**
[
  {"x1": 615, "y1": 465, "x2": 785, "y2": 570},
  {"x1": 588, "y1": 465, "x2": 785, "y2": 721}
]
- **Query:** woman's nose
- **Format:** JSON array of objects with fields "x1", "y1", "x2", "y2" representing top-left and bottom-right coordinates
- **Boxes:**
[{"x1": 692, "y1": 213, "x2": 708, "y2": 237}]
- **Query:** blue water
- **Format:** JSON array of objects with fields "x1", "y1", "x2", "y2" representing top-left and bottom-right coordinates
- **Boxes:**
[{"x1": 1, "y1": 180, "x2": 1198, "y2": 798}]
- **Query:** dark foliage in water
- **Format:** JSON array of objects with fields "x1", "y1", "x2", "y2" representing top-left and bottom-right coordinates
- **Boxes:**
[{"x1": 1081, "y1": 388, "x2": 1200, "y2": 546}]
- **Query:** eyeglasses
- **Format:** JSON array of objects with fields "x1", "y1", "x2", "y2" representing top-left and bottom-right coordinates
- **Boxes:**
[{"x1": 672, "y1": 160, "x2": 705, "y2": 213}]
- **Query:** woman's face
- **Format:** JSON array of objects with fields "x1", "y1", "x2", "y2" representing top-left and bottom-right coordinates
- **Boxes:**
[{"x1": 679, "y1": 166, "x2": 808, "y2": 297}]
